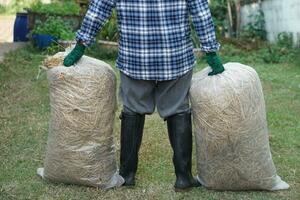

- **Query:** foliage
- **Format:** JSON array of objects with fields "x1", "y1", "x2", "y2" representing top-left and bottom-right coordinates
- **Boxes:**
[
  {"x1": 255, "y1": 32, "x2": 299, "y2": 64},
  {"x1": 209, "y1": 0, "x2": 228, "y2": 34},
  {"x1": 216, "y1": 37, "x2": 300, "y2": 65},
  {"x1": 0, "y1": 4, "x2": 7, "y2": 14},
  {"x1": 86, "y1": 43, "x2": 118, "y2": 60},
  {"x1": 98, "y1": 9, "x2": 119, "y2": 42},
  {"x1": 0, "y1": 0, "x2": 38, "y2": 14},
  {"x1": 240, "y1": 10, "x2": 266, "y2": 40},
  {"x1": 31, "y1": 16, "x2": 75, "y2": 40},
  {"x1": 43, "y1": 43, "x2": 66, "y2": 55},
  {"x1": 0, "y1": 0, "x2": 80, "y2": 15},
  {"x1": 217, "y1": 43, "x2": 263, "y2": 64},
  {"x1": 30, "y1": 1, "x2": 80, "y2": 16},
  {"x1": 276, "y1": 32, "x2": 294, "y2": 48},
  {"x1": 190, "y1": 22, "x2": 201, "y2": 48}
]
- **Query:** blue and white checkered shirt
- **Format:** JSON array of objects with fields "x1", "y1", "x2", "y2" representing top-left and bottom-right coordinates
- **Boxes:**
[{"x1": 76, "y1": 0, "x2": 220, "y2": 80}]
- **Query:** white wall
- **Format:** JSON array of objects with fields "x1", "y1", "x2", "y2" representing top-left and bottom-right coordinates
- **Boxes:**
[
  {"x1": 263, "y1": 0, "x2": 300, "y2": 46},
  {"x1": 241, "y1": 0, "x2": 300, "y2": 46},
  {"x1": 0, "y1": 0, "x2": 11, "y2": 6},
  {"x1": 240, "y1": 3, "x2": 260, "y2": 28}
]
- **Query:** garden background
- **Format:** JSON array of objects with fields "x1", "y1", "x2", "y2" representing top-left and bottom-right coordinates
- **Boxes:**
[{"x1": 0, "y1": 0, "x2": 299, "y2": 199}]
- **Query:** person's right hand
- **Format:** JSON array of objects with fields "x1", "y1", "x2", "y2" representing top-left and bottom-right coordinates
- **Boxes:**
[
  {"x1": 206, "y1": 52, "x2": 225, "y2": 76},
  {"x1": 63, "y1": 42, "x2": 86, "y2": 67}
]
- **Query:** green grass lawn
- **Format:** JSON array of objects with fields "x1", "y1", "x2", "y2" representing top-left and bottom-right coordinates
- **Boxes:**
[{"x1": 0, "y1": 45, "x2": 299, "y2": 200}]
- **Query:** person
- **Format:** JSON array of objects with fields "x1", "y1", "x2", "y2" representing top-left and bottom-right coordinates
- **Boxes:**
[{"x1": 63, "y1": 0, "x2": 224, "y2": 192}]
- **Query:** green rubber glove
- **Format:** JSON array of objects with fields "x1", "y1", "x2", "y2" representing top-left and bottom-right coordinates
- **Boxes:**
[
  {"x1": 63, "y1": 42, "x2": 86, "y2": 67},
  {"x1": 206, "y1": 52, "x2": 225, "y2": 76}
]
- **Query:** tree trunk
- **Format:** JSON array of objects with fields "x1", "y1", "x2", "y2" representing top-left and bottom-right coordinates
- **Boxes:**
[
  {"x1": 234, "y1": 0, "x2": 241, "y2": 37},
  {"x1": 227, "y1": 0, "x2": 233, "y2": 37}
]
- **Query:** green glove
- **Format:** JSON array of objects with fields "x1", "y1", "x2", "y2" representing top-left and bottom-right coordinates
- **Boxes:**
[
  {"x1": 206, "y1": 52, "x2": 225, "y2": 76},
  {"x1": 63, "y1": 42, "x2": 86, "y2": 67}
]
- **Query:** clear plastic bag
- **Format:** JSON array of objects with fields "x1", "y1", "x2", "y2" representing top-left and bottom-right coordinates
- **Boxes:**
[
  {"x1": 37, "y1": 52, "x2": 124, "y2": 189},
  {"x1": 190, "y1": 62, "x2": 289, "y2": 191}
]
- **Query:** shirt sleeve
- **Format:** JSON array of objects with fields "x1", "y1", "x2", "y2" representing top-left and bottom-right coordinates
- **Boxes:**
[
  {"x1": 76, "y1": 0, "x2": 116, "y2": 46},
  {"x1": 187, "y1": 0, "x2": 220, "y2": 52}
]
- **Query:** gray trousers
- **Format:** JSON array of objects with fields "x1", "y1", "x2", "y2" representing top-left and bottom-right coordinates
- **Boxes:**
[{"x1": 119, "y1": 70, "x2": 193, "y2": 119}]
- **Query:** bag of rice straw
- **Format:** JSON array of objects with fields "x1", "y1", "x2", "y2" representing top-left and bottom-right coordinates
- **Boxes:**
[
  {"x1": 190, "y1": 62, "x2": 289, "y2": 191},
  {"x1": 37, "y1": 52, "x2": 124, "y2": 189}
]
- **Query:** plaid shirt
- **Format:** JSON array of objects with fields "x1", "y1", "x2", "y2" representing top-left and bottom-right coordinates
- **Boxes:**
[{"x1": 76, "y1": 0, "x2": 220, "y2": 80}]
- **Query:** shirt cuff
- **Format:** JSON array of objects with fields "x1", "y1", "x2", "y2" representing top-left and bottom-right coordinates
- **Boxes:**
[
  {"x1": 76, "y1": 30, "x2": 96, "y2": 47},
  {"x1": 200, "y1": 41, "x2": 221, "y2": 53}
]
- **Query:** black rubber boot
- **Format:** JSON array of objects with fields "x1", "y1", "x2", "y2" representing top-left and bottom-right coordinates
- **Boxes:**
[
  {"x1": 167, "y1": 111, "x2": 201, "y2": 192},
  {"x1": 119, "y1": 111, "x2": 145, "y2": 186}
]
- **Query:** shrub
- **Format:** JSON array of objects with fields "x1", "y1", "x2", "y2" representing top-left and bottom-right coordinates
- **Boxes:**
[
  {"x1": 258, "y1": 32, "x2": 299, "y2": 64},
  {"x1": 209, "y1": 0, "x2": 227, "y2": 35},
  {"x1": 0, "y1": 5, "x2": 6, "y2": 14},
  {"x1": 98, "y1": 9, "x2": 119, "y2": 42},
  {"x1": 31, "y1": 16, "x2": 75, "y2": 40},
  {"x1": 240, "y1": 10, "x2": 266, "y2": 40},
  {"x1": 218, "y1": 37, "x2": 299, "y2": 65},
  {"x1": 30, "y1": 1, "x2": 80, "y2": 16},
  {"x1": 0, "y1": 0, "x2": 37, "y2": 14},
  {"x1": 276, "y1": 32, "x2": 294, "y2": 49},
  {"x1": 86, "y1": 43, "x2": 118, "y2": 61}
]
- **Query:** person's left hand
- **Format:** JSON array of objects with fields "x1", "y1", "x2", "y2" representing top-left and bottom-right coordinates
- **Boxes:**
[
  {"x1": 63, "y1": 43, "x2": 86, "y2": 67},
  {"x1": 206, "y1": 52, "x2": 225, "y2": 76}
]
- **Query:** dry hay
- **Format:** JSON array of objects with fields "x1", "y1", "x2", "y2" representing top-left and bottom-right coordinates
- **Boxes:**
[
  {"x1": 43, "y1": 55, "x2": 64, "y2": 68},
  {"x1": 38, "y1": 52, "x2": 124, "y2": 189},
  {"x1": 190, "y1": 62, "x2": 289, "y2": 191}
]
